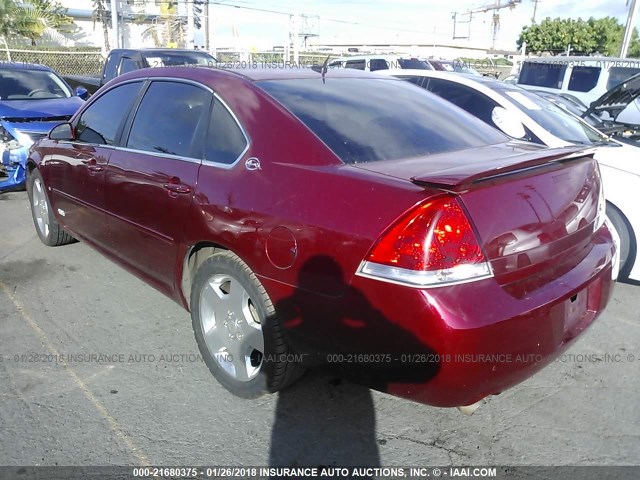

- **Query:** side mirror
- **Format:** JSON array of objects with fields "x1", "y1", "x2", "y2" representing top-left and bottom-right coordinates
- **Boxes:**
[
  {"x1": 491, "y1": 106, "x2": 526, "y2": 139},
  {"x1": 49, "y1": 122, "x2": 75, "y2": 141},
  {"x1": 74, "y1": 86, "x2": 89, "y2": 100}
]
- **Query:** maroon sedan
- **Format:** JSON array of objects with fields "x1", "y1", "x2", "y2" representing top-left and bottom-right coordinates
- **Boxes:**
[{"x1": 26, "y1": 66, "x2": 615, "y2": 409}]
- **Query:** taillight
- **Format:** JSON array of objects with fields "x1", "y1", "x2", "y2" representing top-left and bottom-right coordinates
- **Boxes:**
[{"x1": 357, "y1": 196, "x2": 493, "y2": 287}]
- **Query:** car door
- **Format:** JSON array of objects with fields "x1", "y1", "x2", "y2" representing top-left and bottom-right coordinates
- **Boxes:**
[
  {"x1": 45, "y1": 81, "x2": 144, "y2": 246},
  {"x1": 103, "y1": 79, "x2": 211, "y2": 291}
]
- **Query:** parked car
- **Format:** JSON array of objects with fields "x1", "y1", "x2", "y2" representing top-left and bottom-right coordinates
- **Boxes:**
[
  {"x1": 64, "y1": 48, "x2": 218, "y2": 96},
  {"x1": 426, "y1": 59, "x2": 483, "y2": 76},
  {"x1": 0, "y1": 62, "x2": 86, "y2": 191},
  {"x1": 530, "y1": 89, "x2": 629, "y2": 137},
  {"x1": 26, "y1": 67, "x2": 615, "y2": 409},
  {"x1": 516, "y1": 56, "x2": 640, "y2": 124},
  {"x1": 379, "y1": 69, "x2": 636, "y2": 281},
  {"x1": 328, "y1": 55, "x2": 432, "y2": 72}
]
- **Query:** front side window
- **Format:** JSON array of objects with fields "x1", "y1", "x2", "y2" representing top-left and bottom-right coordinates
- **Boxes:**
[
  {"x1": 76, "y1": 82, "x2": 143, "y2": 145},
  {"x1": 126, "y1": 81, "x2": 210, "y2": 158},
  {"x1": 607, "y1": 66, "x2": 640, "y2": 90},
  {"x1": 205, "y1": 99, "x2": 248, "y2": 165},
  {"x1": 0, "y1": 68, "x2": 72, "y2": 100},
  {"x1": 258, "y1": 77, "x2": 507, "y2": 164},
  {"x1": 518, "y1": 62, "x2": 567, "y2": 89},
  {"x1": 568, "y1": 66, "x2": 600, "y2": 92}
]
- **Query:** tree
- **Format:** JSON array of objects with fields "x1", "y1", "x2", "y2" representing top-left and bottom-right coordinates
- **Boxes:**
[
  {"x1": 0, "y1": 0, "x2": 17, "y2": 39},
  {"x1": 517, "y1": 16, "x2": 640, "y2": 57},
  {"x1": 1, "y1": 0, "x2": 74, "y2": 46},
  {"x1": 141, "y1": 1, "x2": 185, "y2": 48},
  {"x1": 92, "y1": 0, "x2": 110, "y2": 51}
]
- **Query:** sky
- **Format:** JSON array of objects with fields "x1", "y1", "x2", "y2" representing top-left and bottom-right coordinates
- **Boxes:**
[{"x1": 204, "y1": 0, "x2": 634, "y2": 51}]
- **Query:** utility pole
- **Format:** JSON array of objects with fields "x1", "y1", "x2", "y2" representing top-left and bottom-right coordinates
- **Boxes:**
[
  {"x1": 621, "y1": 0, "x2": 638, "y2": 58},
  {"x1": 206, "y1": 1, "x2": 214, "y2": 55},
  {"x1": 292, "y1": 13, "x2": 299, "y2": 64},
  {"x1": 110, "y1": 0, "x2": 119, "y2": 49},
  {"x1": 531, "y1": 0, "x2": 540, "y2": 23},
  {"x1": 186, "y1": 0, "x2": 195, "y2": 49}
]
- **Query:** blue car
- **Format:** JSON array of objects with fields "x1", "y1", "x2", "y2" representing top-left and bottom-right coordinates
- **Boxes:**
[{"x1": 0, "y1": 62, "x2": 87, "y2": 191}]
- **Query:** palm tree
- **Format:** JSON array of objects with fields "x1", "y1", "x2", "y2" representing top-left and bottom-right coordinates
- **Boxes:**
[
  {"x1": 92, "y1": 0, "x2": 110, "y2": 51},
  {"x1": 10, "y1": 0, "x2": 74, "y2": 46},
  {"x1": 141, "y1": 1, "x2": 185, "y2": 48}
]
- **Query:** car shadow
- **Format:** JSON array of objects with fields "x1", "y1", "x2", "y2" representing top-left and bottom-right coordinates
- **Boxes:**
[{"x1": 268, "y1": 255, "x2": 441, "y2": 471}]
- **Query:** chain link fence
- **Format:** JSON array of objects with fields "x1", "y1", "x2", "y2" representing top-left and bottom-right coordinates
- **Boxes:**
[
  {"x1": 0, "y1": 49, "x2": 104, "y2": 76},
  {"x1": 216, "y1": 51, "x2": 331, "y2": 67}
]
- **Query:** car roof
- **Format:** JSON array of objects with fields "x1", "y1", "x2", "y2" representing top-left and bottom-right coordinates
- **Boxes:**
[
  {"x1": 377, "y1": 68, "x2": 513, "y2": 86},
  {"x1": 331, "y1": 54, "x2": 420, "y2": 61},
  {"x1": 119, "y1": 65, "x2": 401, "y2": 83},
  {"x1": 522, "y1": 56, "x2": 627, "y2": 64},
  {"x1": 0, "y1": 62, "x2": 53, "y2": 72}
]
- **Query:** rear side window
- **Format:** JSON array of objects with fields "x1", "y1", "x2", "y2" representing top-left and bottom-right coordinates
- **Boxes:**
[
  {"x1": 568, "y1": 66, "x2": 600, "y2": 92},
  {"x1": 345, "y1": 60, "x2": 365, "y2": 70},
  {"x1": 607, "y1": 67, "x2": 640, "y2": 90},
  {"x1": 118, "y1": 57, "x2": 137, "y2": 75},
  {"x1": 126, "y1": 81, "x2": 210, "y2": 158},
  {"x1": 258, "y1": 78, "x2": 506, "y2": 164},
  {"x1": 205, "y1": 99, "x2": 248, "y2": 165},
  {"x1": 426, "y1": 79, "x2": 500, "y2": 126},
  {"x1": 76, "y1": 81, "x2": 142, "y2": 145},
  {"x1": 519, "y1": 62, "x2": 566, "y2": 89}
]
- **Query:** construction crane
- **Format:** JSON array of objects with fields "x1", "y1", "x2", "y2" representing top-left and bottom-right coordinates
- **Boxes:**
[{"x1": 452, "y1": 0, "x2": 522, "y2": 50}]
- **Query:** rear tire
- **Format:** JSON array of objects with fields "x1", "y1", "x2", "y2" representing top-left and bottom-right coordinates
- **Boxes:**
[
  {"x1": 27, "y1": 169, "x2": 75, "y2": 247},
  {"x1": 606, "y1": 203, "x2": 636, "y2": 279},
  {"x1": 190, "y1": 251, "x2": 304, "y2": 398}
]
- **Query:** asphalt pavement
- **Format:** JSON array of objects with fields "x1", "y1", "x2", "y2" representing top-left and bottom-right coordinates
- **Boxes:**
[{"x1": 0, "y1": 190, "x2": 639, "y2": 467}]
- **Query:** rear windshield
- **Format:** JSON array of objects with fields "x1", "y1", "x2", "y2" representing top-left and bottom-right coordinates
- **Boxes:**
[
  {"x1": 500, "y1": 88, "x2": 603, "y2": 145},
  {"x1": 142, "y1": 51, "x2": 217, "y2": 67},
  {"x1": 258, "y1": 77, "x2": 506, "y2": 164},
  {"x1": 398, "y1": 58, "x2": 432, "y2": 70}
]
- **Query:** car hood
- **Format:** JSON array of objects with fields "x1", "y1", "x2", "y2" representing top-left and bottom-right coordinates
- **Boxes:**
[
  {"x1": 0, "y1": 97, "x2": 84, "y2": 121},
  {"x1": 584, "y1": 72, "x2": 640, "y2": 122}
]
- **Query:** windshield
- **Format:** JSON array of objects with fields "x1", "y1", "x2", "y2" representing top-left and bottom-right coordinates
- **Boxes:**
[
  {"x1": 500, "y1": 88, "x2": 604, "y2": 145},
  {"x1": 0, "y1": 68, "x2": 72, "y2": 100},
  {"x1": 258, "y1": 77, "x2": 507, "y2": 164},
  {"x1": 143, "y1": 51, "x2": 218, "y2": 67}
]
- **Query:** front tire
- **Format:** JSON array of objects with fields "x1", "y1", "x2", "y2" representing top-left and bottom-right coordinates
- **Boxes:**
[
  {"x1": 190, "y1": 251, "x2": 303, "y2": 398},
  {"x1": 27, "y1": 169, "x2": 75, "y2": 247}
]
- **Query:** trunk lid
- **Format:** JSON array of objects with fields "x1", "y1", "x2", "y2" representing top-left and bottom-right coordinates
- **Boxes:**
[{"x1": 355, "y1": 142, "x2": 603, "y2": 291}]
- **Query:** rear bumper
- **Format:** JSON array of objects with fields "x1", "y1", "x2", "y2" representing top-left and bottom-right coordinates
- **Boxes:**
[{"x1": 264, "y1": 223, "x2": 615, "y2": 407}]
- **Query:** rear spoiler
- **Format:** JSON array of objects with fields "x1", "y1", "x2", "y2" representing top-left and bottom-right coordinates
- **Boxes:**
[{"x1": 411, "y1": 147, "x2": 596, "y2": 193}]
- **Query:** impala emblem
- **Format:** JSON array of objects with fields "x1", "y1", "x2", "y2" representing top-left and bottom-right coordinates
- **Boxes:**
[{"x1": 245, "y1": 157, "x2": 261, "y2": 171}]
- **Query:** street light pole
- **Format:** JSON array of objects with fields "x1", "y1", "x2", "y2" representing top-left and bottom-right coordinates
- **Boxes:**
[
  {"x1": 621, "y1": 0, "x2": 638, "y2": 58},
  {"x1": 110, "y1": 0, "x2": 119, "y2": 49}
]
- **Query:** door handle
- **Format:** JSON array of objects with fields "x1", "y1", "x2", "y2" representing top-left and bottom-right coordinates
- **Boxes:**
[
  {"x1": 82, "y1": 158, "x2": 104, "y2": 173},
  {"x1": 163, "y1": 183, "x2": 191, "y2": 194}
]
